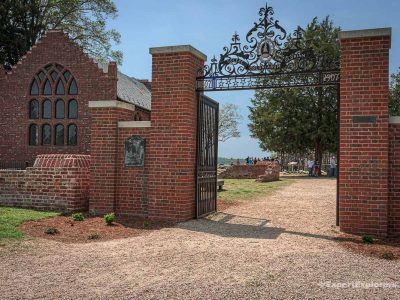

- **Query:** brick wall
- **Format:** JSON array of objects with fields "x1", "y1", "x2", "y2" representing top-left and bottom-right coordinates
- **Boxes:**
[
  {"x1": 0, "y1": 30, "x2": 117, "y2": 166},
  {"x1": 134, "y1": 106, "x2": 151, "y2": 121},
  {"x1": 116, "y1": 127, "x2": 151, "y2": 217},
  {"x1": 389, "y1": 122, "x2": 400, "y2": 236},
  {"x1": 219, "y1": 163, "x2": 280, "y2": 180},
  {"x1": 147, "y1": 47, "x2": 205, "y2": 221},
  {"x1": 0, "y1": 154, "x2": 90, "y2": 211},
  {"x1": 339, "y1": 29, "x2": 391, "y2": 236},
  {"x1": 89, "y1": 104, "x2": 136, "y2": 215}
]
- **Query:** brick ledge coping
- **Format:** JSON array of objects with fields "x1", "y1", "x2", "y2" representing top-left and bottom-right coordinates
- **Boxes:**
[
  {"x1": 149, "y1": 45, "x2": 207, "y2": 61},
  {"x1": 389, "y1": 116, "x2": 400, "y2": 124},
  {"x1": 118, "y1": 121, "x2": 151, "y2": 128},
  {"x1": 339, "y1": 27, "x2": 391, "y2": 41},
  {"x1": 88, "y1": 100, "x2": 135, "y2": 111}
]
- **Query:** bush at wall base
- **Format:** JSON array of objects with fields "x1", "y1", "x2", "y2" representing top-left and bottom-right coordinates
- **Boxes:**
[{"x1": 104, "y1": 213, "x2": 115, "y2": 226}]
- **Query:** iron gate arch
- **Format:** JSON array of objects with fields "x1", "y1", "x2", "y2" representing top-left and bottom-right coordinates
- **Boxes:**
[{"x1": 195, "y1": 2, "x2": 340, "y2": 219}]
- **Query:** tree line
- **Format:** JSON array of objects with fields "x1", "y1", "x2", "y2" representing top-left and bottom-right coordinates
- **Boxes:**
[{"x1": 0, "y1": 0, "x2": 122, "y2": 70}]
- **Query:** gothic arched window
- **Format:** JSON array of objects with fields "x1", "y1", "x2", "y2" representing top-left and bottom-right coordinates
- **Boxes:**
[
  {"x1": 55, "y1": 124, "x2": 64, "y2": 146},
  {"x1": 68, "y1": 99, "x2": 78, "y2": 119},
  {"x1": 29, "y1": 124, "x2": 39, "y2": 145},
  {"x1": 42, "y1": 99, "x2": 52, "y2": 119},
  {"x1": 28, "y1": 63, "x2": 79, "y2": 146},
  {"x1": 56, "y1": 80, "x2": 65, "y2": 95},
  {"x1": 55, "y1": 99, "x2": 65, "y2": 119},
  {"x1": 68, "y1": 124, "x2": 77, "y2": 145},
  {"x1": 29, "y1": 100, "x2": 39, "y2": 119},
  {"x1": 42, "y1": 124, "x2": 51, "y2": 145},
  {"x1": 69, "y1": 79, "x2": 78, "y2": 95},
  {"x1": 30, "y1": 79, "x2": 39, "y2": 95},
  {"x1": 43, "y1": 79, "x2": 52, "y2": 95}
]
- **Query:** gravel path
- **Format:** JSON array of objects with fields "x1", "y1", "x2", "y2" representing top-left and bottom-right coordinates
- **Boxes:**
[{"x1": 1, "y1": 178, "x2": 399, "y2": 299}]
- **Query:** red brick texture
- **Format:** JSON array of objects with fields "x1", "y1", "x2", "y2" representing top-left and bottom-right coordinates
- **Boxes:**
[
  {"x1": 0, "y1": 30, "x2": 117, "y2": 166},
  {"x1": 89, "y1": 106, "x2": 136, "y2": 215},
  {"x1": 339, "y1": 35, "x2": 391, "y2": 236},
  {"x1": 146, "y1": 51, "x2": 204, "y2": 221},
  {"x1": 89, "y1": 50, "x2": 204, "y2": 221},
  {"x1": 219, "y1": 163, "x2": 280, "y2": 180},
  {"x1": 5, "y1": 30, "x2": 397, "y2": 234},
  {"x1": 0, "y1": 154, "x2": 90, "y2": 211},
  {"x1": 389, "y1": 124, "x2": 400, "y2": 236},
  {"x1": 116, "y1": 128, "x2": 151, "y2": 217}
]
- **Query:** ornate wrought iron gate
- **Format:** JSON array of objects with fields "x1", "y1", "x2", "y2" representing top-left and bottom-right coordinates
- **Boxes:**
[
  {"x1": 195, "y1": 3, "x2": 339, "y2": 92},
  {"x1": 196, "y1": 94, "x2": 219, "y2": 218},
  {"x1": 195, "y1": 2, "x2": 341, "y2": 224}
]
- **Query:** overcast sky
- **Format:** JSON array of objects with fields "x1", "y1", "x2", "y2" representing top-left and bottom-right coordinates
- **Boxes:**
[{"x1": 110, "y1": 0, "x2": 400, "y2": 158}]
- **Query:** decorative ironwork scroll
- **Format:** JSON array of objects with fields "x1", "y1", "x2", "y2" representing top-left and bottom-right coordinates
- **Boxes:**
[
  {"x1": 124, "y1": 135, "x2": 145, "y2": 167},
  {"x1": 196, "y1": 3, "x2": 340, "y2": 92}
]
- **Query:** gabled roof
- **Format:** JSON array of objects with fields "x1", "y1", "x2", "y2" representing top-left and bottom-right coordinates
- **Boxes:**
[
  {"x1": 117, "y1": 72, "x2": 151, "y2": 111},
  {"x1": 97, "y1": 62, "x2": 151, "y2": 111}
]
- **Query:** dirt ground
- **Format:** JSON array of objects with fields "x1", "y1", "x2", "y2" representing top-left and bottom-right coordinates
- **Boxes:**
[
  {"x1": 1, "y1": 178, "x2": 399, "y2": 299},
  {"x1": 19, "y1": 216, "x2": 172, "y2": 243}
]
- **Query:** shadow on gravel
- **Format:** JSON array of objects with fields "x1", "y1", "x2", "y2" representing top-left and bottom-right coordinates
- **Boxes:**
[{"x1": 179, "y1": 212, "x2": 339, "y2": 242}]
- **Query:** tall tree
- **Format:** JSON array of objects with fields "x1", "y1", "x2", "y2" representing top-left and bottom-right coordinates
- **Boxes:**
[
  {"x1": 389, "y1": 68, "x2": 400, "y2": 116},
  {"x1": 249, "y1": 17, "x2": 339, "y2": 162},
  {"x1": 219, "y1": 103, "x2": 242, "y2": 142},
  {"x1": 0, "y1": 0, "x2": 122, "y2": 69}
]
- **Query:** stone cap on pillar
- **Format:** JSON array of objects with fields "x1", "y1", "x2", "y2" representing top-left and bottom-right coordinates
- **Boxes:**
[
  {"x1": 339, "y1": 27, "x2": 392, "y2": 47},
  {"x1": 149, "y1": 45, "x2": 207, "y2": 61}
]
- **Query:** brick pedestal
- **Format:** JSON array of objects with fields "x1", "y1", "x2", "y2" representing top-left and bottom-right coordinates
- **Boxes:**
[
  {"x1": 339, "y1": 28, "x2": 391, "y2": 236},
  {"x1": 147, "y1": 45, "x2": 206, "y2": 221}
]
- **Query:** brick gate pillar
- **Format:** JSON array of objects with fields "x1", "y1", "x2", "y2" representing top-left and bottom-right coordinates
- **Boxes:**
[
  {"x1": 339, "y1": 28, "x2": 392, "y2": 236},
  {"x1": 148, "y1": 45, "x2": 206, "y2": 221}
]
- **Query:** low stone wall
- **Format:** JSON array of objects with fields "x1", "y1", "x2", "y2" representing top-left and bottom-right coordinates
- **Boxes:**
[
  {"x1": 219, "y1": 163, "x2": 280, "y2": 180},
  {"x1": 0, "y1": 154, "x2": 90, "y2": 212}
]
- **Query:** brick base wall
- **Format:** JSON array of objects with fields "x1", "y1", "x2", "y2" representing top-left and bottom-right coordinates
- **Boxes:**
[
  {"x1": 0, "y1": 154, "x2": 90, "y2": 212},
  {"x1": 219, "y1": 163, "x2": 280, "y2": 180}
]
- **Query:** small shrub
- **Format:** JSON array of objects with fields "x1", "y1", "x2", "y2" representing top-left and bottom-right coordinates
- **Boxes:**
[
  {"x1": 362, "y1": 235, "x2": 374, "y2": 244},
  {"x1": 88, "y1": 233, "x2": 100, "y2": 240},
  {"x1": 143, "y1": 220, "x2": 151, "y2": 229},
  {"x1": 104, "y1": 213, "x2": 115, "y2": 226},
  {"x1": 72, "y1": 212, "x2": 85, "y2": 221},
  {"x1": 45, "y1": 227, "x2": 59, "y2": 235},
  {"x1": 382, "y1": 252, "x2": 395, "y2": 260}
]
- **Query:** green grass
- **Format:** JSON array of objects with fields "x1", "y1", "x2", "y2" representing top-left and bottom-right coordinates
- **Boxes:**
[
  {"x1": 218, "y1": 179, "x2": 291, "y2": 205},
  {"x1": 0, "y1": 207, "x2": 59, "y2": 240}
]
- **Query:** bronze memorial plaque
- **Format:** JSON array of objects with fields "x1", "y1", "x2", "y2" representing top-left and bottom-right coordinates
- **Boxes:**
[{"x1": 124, "y1": 135, "x2": 145, "y2": 167}]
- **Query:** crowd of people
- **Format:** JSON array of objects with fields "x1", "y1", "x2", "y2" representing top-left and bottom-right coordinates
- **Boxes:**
[
  {"x1": 307, "y1": 156, "x2": 337, "y2": 177},
  {"x1": 227, "y1": 155, "x2": 337, "y2": 177},
  {"x1": 230, "y1": 156, "x2": 276, "y2": 166},
  {"x1": 245, "y1": 156, "x2": 275, "y2": 165}
]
